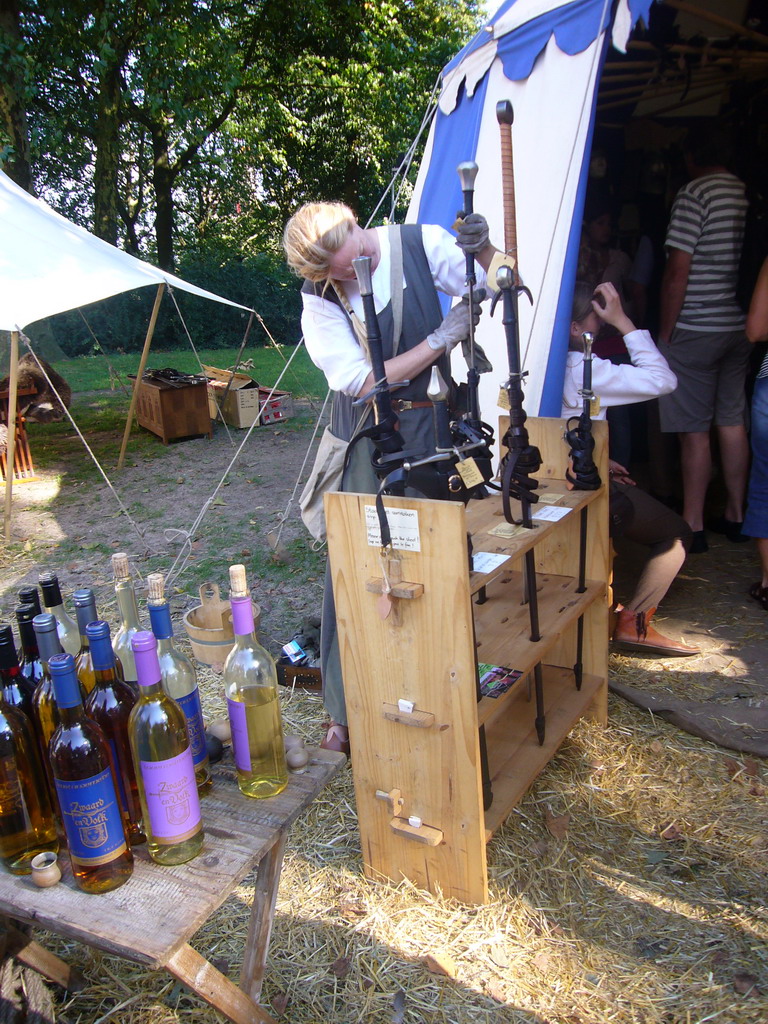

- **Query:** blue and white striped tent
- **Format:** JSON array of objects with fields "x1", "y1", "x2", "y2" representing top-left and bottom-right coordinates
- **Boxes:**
[{"x1": 408, "y1": 0, "x2": 654, "y2": 421}]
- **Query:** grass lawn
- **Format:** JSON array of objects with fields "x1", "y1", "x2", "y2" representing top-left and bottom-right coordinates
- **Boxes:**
[{"x1": 51, "y1": 344, "x2": 327, "y2": 399}]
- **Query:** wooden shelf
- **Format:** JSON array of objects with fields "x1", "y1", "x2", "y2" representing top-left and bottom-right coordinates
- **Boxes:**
[
  {"x1": 326, "y1": 417, "x2": 610, "y2": 905},
  {"x1": 483, "y1": 667, "x2": 604, "y2": 838}
]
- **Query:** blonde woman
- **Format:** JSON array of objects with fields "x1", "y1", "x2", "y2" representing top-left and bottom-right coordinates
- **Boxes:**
[{"x1": 284, "y1": 201, "x2": 494, "y2": 754}]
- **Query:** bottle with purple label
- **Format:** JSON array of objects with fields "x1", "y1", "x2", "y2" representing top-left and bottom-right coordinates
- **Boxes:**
[
  {"x1": 84, "y1": 621, "x2": 145, "y2": 846},
  {"x1": 48, "y1": 653, "x2": 133, "y2": 893},
  {"x1": 223, "y1": 565, "x2": 287, "y2": 799},
  {"x1": 128, "y1": 631, "x2": 203, "y2": 865},
  {"x1": 146, "y1": 573, "x2": 211, "y2": 792}
]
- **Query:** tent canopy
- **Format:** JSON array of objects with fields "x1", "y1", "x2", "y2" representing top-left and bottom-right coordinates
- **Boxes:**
[
  {"x1": 0, "y1": 169, "x2": 252, "y2": 332},
  {"x1": 408, "y1": 0, "x2": 654, "y2": 418}
]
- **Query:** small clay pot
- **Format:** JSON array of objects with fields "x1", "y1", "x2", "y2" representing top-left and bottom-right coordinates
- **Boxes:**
[
  {"x1": 286, "y1": 745, "x2": 310, "y2": 772},
  {"x1": 30, "y1": 851, "x2": 61, "y2": 888}
]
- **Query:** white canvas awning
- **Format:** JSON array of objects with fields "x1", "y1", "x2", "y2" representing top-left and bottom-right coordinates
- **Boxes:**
[{"x1": 0, "y1": 169, "x2": 252, "y2": 331}]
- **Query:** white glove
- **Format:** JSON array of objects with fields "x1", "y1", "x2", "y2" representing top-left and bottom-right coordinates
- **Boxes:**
[
  {"x1": 427, "y1": 290, "x2": 485, "y2": 353},
  {"x1": 455, "y1": 213, "x2": 490, "y2": 254}
]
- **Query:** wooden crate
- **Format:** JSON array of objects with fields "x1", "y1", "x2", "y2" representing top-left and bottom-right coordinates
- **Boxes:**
[
  {"x1": 134, "y1": 378, "x2": 212, "y2": 444},
  {"x1": 325, "y1": 417, "x2": 609, "y2": 904}
]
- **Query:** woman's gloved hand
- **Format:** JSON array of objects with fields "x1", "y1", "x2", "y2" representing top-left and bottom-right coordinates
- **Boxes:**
[
  {"x1": 427, "y1": 289, "x2": 486, "y2": 352},
  {"x1": 455, "y1": 213, "x2": 490, "y2": 254}
]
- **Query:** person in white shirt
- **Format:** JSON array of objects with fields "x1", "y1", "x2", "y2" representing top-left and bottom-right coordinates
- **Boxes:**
[{"x1": 567, "y1": 281, "x2": 699, "y2": 656}]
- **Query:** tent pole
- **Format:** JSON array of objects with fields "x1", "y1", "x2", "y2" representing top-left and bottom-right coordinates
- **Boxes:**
[
  {"x1": 3, "y1": 330, "x2": 20, "y2": 542},
  {"x1": 118, "y1": 282, "x2": 165, "y2": 470}
]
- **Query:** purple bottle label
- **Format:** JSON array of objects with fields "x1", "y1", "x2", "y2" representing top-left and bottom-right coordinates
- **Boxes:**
[
  {"x1": 139, "y1": 748, "x2": 201, "y2": 844},
  {"x1": 176, "y1": 689, "x2": 207, "y2": 766},
  {"x1": 226, "y1": 697, "x2": 251, "y2": 772},
  {"x1": 54, "y1": 769, "x2": 128, "y2": 865}
]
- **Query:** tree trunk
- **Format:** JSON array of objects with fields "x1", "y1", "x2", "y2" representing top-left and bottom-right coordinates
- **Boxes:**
[
  {"x1": 92, "y1": 62, "x2": 122, "y2": 243},
  {"x1": 0, "y1": 0, "x2": 33, "y2": 193},
  {"x1": 151, "y1": 123, "x2": 176, "y2": 270}
]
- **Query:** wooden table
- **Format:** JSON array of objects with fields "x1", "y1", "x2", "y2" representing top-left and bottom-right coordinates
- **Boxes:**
[{"x1": 0, "y1": 747, "x2": 345, "y2": 1024}]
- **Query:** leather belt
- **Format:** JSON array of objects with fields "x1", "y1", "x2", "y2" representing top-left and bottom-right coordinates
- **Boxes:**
[{"x1": 390, "y1": 399, "x2": 432, "y2": 412}]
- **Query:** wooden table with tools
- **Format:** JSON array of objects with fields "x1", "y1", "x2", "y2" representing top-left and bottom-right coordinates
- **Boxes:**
[{"x1": 0, "y1": 747, "x2": 345, "y2": 1024}]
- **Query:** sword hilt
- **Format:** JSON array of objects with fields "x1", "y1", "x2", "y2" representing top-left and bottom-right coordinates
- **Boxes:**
[{"x1": 496, "y1": 100, "x2": 518, "y2": 283}]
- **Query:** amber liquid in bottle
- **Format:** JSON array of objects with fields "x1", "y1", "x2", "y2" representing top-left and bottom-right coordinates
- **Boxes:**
[
  {"x1": 0, "y1": 698, "x2": 58, "y2": 874},
  {"x1": 48, "y1": 653, "x2": 133, "y2": 893},
  {"x1": 84, "y1": 621, "x2": 146, "y2": 846}
]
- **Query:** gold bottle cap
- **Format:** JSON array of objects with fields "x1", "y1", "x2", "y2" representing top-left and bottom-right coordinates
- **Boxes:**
[
  {"x1": 147, "y1": 573, "x2": 165, "y2": 602},
  {"x1": 229, "y1": 564, "x2": 248, "y2": 599},
  {"x1": 112, "y1": 552, "x2": 130, "y2": 580}
]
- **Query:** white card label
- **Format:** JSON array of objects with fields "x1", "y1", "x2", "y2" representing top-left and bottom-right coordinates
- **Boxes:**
[
  {"x1": 472, "y1": 551, "x2": 511, "y2": 574},
  {"x1": 532, "y1": 504, "x2": 571, "y2": 522},
  {"x1": 365, "y1": 505, "x2": 421, "y2": 551}
]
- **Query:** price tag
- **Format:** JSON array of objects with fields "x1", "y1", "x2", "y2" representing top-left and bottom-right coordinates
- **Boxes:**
[
  {"x1": 456, "y1": 457, "x2": 484, "y2": 488},
  {"x1": 497, "y1": 387, "x2": 511, "y2": 410},
  {"x1": 590, "y1": 395, "x2": 601, "y2": 416}
]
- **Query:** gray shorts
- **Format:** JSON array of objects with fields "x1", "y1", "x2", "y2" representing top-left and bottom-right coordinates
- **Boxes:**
[{"x1": 657, "y1": 327, "x2": 751, "y2": 433}]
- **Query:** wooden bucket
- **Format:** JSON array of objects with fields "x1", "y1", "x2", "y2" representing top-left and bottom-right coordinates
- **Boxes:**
[{"x1": 183, "y1": 582, "x2": 261, "y2": 667}]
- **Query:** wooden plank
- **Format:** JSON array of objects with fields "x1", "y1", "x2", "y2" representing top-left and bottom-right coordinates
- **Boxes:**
[
  {"x1": 240, "y1": 833, "x2": 287, "y2": 1004},
  {"x1": 326, "y1": 491, "x2": 489, "y2": 905},
  {"x1": 0, "y1": 749, "x2": 344, "y2": 967},
  {"x1": 2, "y1": 920, "x2": 85, "y2": 991},
  {"x1": 166, "y1": 942, "x2": 279, "y2": 1024},
  {"x1": 483, "y1": 669, "x2": 605, "y2": 838}
]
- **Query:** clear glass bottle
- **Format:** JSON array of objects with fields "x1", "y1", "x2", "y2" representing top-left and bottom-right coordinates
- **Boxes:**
[
  {"x1": 31, "y1": 614, "x2": 66, "y2": 829},
  {"x1": 0, "y1": 695, "x2": 58, "y2": 874},
  {"x1": 147, "y1": 573, "x2": 211, "y2": 792},
  {"x1": 111, "y1": 553, "x2": 143, "y2": 686},
  {"x1": 129, "y1": 631, "x2": 203, "y2": 865},
  {"x1": 38, "y1": 572, "x2": 80, "y2": 657},
  {"x1": 15, "y1": 605, "x2": 44, "y2": 689},
  {"x1": 0, "y1": 625, "x2": 37, "y2": 725},
  {"x1": 84, "y1": 621, "x2": 146, "y2": 846},
  {"x1": 73, "y1": 588, "x2": 99, "y2": 695},
  {"x1": 223, "y1": 565, "x2": 287, "y2": 799},
  {"x1": 48, "y1": 653, "x2": 134, "y2": 893}
]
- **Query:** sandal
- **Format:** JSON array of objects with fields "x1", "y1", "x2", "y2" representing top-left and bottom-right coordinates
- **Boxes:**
[
  {"x1": 748, "y1": 582, "x2": 768, "y2": 610},
  {"x1": 320, "y1": 722, "x2": 350, "y2": 758}
]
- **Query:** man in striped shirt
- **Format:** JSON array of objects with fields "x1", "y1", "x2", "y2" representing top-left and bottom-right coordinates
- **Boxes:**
[{"x1": 658, "y1": 124, "x2": 750, "y2": 553}]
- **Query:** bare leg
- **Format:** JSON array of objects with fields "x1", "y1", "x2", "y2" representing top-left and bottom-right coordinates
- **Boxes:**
[
  {"x1": 679, "y1": 430, "x2": 711, "y2": 532},
  {"x1": 716, "y1": 424, "x2": 750, "y2": 522}
]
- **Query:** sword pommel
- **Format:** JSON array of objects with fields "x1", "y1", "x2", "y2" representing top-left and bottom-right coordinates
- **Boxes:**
[
  {"x1": 496, "y1": 100, "x2": 514, "y2": 125},
  {"x1": 427, "y1": 365, "x2": 449, "y2": 404},
  {"x1": 496, "y1": 265, "x2": 515, "y2": 291},
  {"x1": 352, "y1": 255, "x2": 373, "y2": 296},
  {"x1": 457, "y1": 161, "x2": 478, "y2": 192}
]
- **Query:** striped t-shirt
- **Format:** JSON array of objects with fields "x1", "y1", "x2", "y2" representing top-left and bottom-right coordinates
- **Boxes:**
[{"x1": 666, "y1": 172, "x2": 748, "y2": 332}]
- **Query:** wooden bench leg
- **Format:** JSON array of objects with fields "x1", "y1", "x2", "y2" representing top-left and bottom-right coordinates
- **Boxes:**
[
  {"x1": 239, "y1": 832, "x2": 287, "y2": 1003},
  {"x1": 165, "y1": 943, "x2": 278, "y2": 1024},
  {"x1": 1, "y1": 919, "x2": 86, "y2": 992}
]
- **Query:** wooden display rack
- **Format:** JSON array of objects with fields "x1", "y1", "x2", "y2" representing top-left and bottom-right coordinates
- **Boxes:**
[{"x1": 325, "y1": 417, "x2": 609, "y2": 905}]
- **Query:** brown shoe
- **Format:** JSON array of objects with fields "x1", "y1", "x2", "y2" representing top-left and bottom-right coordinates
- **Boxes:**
[
  {"x1": 612, "y1": 607, "x2": 699, "y2": 657},
  {"x1": 320, "y1": 722, "x2": 350, "y2": 758}
]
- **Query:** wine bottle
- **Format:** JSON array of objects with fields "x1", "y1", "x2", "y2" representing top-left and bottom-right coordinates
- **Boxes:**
[
  {"x1": 48, "y1": 653, "x2": 133, "y2": 893},
  {"x1": 84, "y1": 621, "x2": 146, "y2": 846},
  {"x1": 73, "y1": 588, "x2": 98, "y2": 694},
  {"x1": 224, "y1": 565, "x2": 287, "y2": 799},
  {"x1": 31, "y1": 614, "x2": 68, "y2": 830},
  {"x1": 18, "y1": 586, "x2": 42, "y2": 616},
  {"x1": 39, "y1": 572, "x2": 79, "y2": 656},
  {"x1": 111, "y1": 553, "x2": 143, "y2": 686},
  {"x1": 129, "y1": 631, "x2": 203, "y2": 865},
  {"x1": 0, "y1": 696, "x2": 58, "y2": 874},
  {"x1": 147, "y1": 573, "x2": 211, "y2": 792},
  {"x1": 0, "y1": 625, "x2": 37, "y2": 724},
  {"x1": 15, "y1": 604, "x2": 44, "y2": 689}
]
